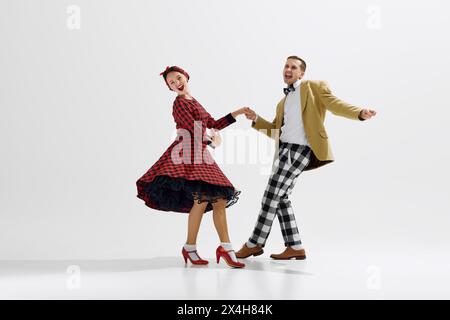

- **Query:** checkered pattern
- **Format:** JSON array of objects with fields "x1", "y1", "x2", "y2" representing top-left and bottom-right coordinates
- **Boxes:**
[
  {"x1": 172, "y1": 95, "x2": 233, "y2": 134},
  {"x1": 248, "y1": 142, "x2": 311, "y2": 247},
  {"x1": 136, "y1": 95, "x2": 238, "y2": 212}
]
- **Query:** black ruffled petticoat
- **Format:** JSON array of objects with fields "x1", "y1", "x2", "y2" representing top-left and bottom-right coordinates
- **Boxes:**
[{"x1": 143, "y1": 175, "x2": 241, "y2": 213}]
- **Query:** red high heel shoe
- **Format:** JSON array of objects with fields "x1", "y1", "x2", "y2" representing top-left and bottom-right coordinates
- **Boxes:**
[
  {"x1": 216, "y1": 246, "x2": 245, "y2": 268},
  {"x1": 182, "y1": 247, "x2": 209, "y2": 265}
]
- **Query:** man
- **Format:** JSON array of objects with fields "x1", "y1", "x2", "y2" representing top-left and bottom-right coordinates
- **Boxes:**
[{"x1": 236, "y1": 56, "x2": 376, "y2": 260}]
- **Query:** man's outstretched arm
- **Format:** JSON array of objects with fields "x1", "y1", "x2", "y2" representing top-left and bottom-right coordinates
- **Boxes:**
[{"x1": 316, "y1": 81, "x2": 376, "y2": 121}]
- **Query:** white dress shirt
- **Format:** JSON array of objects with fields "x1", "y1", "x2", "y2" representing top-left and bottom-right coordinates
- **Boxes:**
[{"x1": 279, "y1": 79, "x2": 310, "y2": 146}]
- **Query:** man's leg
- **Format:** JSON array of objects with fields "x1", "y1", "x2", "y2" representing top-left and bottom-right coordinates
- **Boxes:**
[
  {"x1": 277, "y1": 145, "x2": 311, "y2": 247},
  {"x1": 277, "y1": 196, "x2": 302, "y2": 247},
  {"x1": 276, "y1": 145, "x2": 311, "y2": 247},
  {"x1": 248, "y1": 144, "x2": 310, "y2": 247}
]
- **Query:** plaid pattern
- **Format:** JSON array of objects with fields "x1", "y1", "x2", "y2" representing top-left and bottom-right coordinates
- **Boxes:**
[
  {"x1": 136, "y1": 95, "x2": 238, "y2": 212},
  {"x1": 248, "y1": 142, "x2": 311, "y2": 247},
  {"x1": 172, "y1": 95, "x2": 233, "y2": 134}
]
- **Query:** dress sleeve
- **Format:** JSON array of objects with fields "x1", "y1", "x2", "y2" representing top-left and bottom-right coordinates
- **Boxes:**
[{"x1": 205, "y1": 112, "x2": 236, "y2": 130}]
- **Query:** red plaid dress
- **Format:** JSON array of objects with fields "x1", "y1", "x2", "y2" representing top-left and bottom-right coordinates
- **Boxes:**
[{"x1": 136, "y1": 95, "x2": 241, "y2": 213}]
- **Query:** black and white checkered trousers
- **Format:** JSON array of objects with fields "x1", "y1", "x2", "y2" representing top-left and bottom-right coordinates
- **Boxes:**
[{"x1": 248, "y1": 141, "x2": 312, "y2": 248}]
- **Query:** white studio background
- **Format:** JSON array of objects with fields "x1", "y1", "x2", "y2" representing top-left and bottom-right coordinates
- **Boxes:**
[{"x1": 1, "y1": 0, "x2": 449, "y2": 264}]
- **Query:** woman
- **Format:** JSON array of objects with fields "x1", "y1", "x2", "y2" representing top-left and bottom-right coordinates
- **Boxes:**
[{"x1": 136, "y1": 66, "x2": 247, "y2": 268}]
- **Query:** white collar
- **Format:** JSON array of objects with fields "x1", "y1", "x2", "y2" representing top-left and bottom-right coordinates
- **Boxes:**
[{"x1": 292, "y1": 79, "x2": 301, "y2": 89}]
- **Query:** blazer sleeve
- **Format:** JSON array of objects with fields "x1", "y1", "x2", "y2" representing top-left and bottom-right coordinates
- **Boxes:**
[
  {"x1": 251, "y1": 114, "x2": 277, "y2": 140},
  {"x1": 205, "y1": 112, "x2": 236, "y2": 130},
  {"x1": 316, "y1": 81, "x2": 365, "y2": 121}
]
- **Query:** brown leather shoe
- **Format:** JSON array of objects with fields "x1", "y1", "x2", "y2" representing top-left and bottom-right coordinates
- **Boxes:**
[
  {"x1": 270, "y1": 247, "x2": 306, "y2": 260},
  {"x1": 235, "y1": 243, "x2": 264, "y2": 259}
]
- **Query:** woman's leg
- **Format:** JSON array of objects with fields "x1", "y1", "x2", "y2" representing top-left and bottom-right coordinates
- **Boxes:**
[
  {"x1": 212, "y1": 199, "x2": 230, "y2": 243},
  {"x1": 186, "y1": 201, "x2": 208, "y2": 245},
  {"x1": 212, "y1": 199, "x2": 243, "y2": 266}
]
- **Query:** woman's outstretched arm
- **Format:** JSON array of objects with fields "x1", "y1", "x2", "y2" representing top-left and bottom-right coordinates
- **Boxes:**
[{"x1": 206, "y1": 107, "x2": 248, "y2": 130}]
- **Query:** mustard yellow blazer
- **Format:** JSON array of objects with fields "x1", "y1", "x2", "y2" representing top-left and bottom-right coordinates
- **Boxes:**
[{"x1": 251, "y1": 80, "x2": 365, "y2": 171}]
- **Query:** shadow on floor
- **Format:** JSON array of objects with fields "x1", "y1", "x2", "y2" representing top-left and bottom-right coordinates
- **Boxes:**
[{"x1": 0, "y1": 257, "x2": 313, "y2": 276}]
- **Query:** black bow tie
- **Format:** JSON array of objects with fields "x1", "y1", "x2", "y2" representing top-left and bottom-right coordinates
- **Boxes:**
[{"x1": 283, "y1": 84, "x2": 295, "y2": 96}]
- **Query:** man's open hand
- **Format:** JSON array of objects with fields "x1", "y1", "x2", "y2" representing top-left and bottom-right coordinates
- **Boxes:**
[{"x1": 360, "y1": 109, "x2": 377, "y2": 120}]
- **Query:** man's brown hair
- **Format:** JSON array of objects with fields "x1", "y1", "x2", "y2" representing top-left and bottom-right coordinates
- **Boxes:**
[{"x1": 287, "y1": 56, "x2": 307, "y2": 73}]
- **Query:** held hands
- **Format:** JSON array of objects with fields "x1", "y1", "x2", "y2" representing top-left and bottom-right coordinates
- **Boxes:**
[
  {"x1": 232, "y1": 107, "x2": 257, "y2": 121},
  {"x1": 231, "y1": 107, "x2": 251, "y2": 118},
  {"x1": 244, "y1": 108, "x2": 257, "y2": 121}
]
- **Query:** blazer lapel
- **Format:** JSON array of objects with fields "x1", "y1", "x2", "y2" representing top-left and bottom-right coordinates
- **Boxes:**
[
  {"x1": 300, "y1": 81, "x2": 308, "y2": 113},
  {"x1": 277, "y1": 97, "x2": 286, "y2": 127}
]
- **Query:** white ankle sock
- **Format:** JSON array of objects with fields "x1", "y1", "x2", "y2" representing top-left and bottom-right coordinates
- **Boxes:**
[
  {"x1": 221, "y1": 242, "x2": 238, "y2": 262},
  {"x1": 184, "y1": 244, "x2": 200, "y2": 261},
  {"x1": 246, "y1": 241, "x2": 257, "y2": 248},
  {"x1": 291, "y1": 244, "x2": 304, "y2": 250}
]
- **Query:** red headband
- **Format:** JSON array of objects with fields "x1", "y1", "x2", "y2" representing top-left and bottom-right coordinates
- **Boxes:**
[{"x1": 160, "y1": 66, "x2": 190, "y2": 90}]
